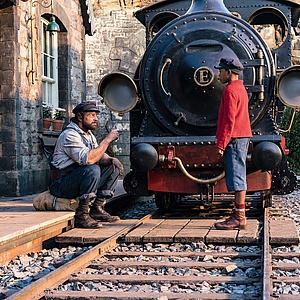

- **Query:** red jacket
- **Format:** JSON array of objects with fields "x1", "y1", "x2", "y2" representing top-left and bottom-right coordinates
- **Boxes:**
[{"x1": 216, "y1": 80, "x2": 252, "y2": 150}]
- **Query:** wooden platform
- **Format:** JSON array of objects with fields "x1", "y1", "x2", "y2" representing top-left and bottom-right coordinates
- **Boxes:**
[
  {"x1": 56, "y1": 218, "x2": 259, "y2": 245},
  {"x1": 56, "y1": 217, "x2": 299, "y2": 246},
  {"x1": 0, "y1": 211, "x2": 74, "y2": 265},
  {"x1": 0, "y1": 192, "x2": 74, "y2": 265},
  {"x1": 0, "y1": 180, "x2": 125, "y2": 265},
  {"x1": 269, "y1": 219, "x2": 300, "y2": 244}
]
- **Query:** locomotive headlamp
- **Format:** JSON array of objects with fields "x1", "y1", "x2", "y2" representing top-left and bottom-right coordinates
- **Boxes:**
[
  {"x1": 277, "y1": 66, "x2": 300, "y2": 108},
  {"x1": 98, "y1": 73, "x2": 138, "y2": 116}
]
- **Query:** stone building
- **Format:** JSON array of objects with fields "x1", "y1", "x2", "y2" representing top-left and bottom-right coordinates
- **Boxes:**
[{"x1": 0, "y1": 0, "x2": 95, "y2": 196}]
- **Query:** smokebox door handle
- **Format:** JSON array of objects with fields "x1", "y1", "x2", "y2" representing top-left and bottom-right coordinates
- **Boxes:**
[{"x1": 160, "y1": 58, "x2": 172, "y2": 98}]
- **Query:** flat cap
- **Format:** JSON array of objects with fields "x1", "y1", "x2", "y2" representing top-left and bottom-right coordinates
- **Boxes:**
[
  {"x1": 72, "y1": 101, "x2": 100, "y2": 114},
  {"x1": 214, "y1": 57, "x2": 244, "y2": 74}
]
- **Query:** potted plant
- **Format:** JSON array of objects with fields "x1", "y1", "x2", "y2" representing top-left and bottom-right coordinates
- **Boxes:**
[
  {"x1": 42, "y1": 102, "x2": 53, "y2": 130},
  {"x1": 52, "y1": 107, "x2": 66, "y2": 132}
]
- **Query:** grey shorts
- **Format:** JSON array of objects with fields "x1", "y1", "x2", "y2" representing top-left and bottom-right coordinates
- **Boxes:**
[{"x1": 224, "y1": 138, "x2": 250, "y2": 192}]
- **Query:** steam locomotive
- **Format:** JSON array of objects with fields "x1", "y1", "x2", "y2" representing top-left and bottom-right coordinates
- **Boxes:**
[{"x1": 99, "y1": 0, "x2": 300, "y2": 209}]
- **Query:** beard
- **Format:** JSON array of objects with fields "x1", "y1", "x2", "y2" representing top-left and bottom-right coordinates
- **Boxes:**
[{"x1": 82, "y1": 119, "x2": 98, "y2": 131}]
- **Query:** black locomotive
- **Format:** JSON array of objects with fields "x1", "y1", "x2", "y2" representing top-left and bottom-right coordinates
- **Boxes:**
[{"x1": 99, "y1": 0, "x2": 300, "y2": 209}]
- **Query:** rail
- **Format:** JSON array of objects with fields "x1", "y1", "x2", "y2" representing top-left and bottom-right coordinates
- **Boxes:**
[
  {"x1": 262, "y1": 207, "x2": 271, "y2": 300},
  {"x1": 5, "y1": 211, "x2": 157, "y2": 300}
]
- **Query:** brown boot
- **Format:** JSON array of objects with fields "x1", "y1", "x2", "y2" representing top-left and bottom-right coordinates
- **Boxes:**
[
  {"x1": 90, "y1": 206, "x2": 120, "y2": 223},
  {"x1": 75, "y1": 212, "x2": 102, "y2": 228},
  {"x1": 75, "y1": 193, "x2": 102, "y2": 228},
  {"x1": 215, "y1": 210, "x2": 247, "y2": 230}
]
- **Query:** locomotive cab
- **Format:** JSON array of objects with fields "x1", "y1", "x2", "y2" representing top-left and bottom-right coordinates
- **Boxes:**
[{"x1": 99, "y1": 0, "x2": 300, "y2": 210}]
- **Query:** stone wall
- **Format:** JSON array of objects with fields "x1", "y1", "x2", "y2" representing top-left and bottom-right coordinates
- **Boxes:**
[
  {"x1": 291, "y1": 26, "x2": 300, "y2": 65},
  {"x1": 0, "y1": 1, "x2": 88, "y2": 196},
  {"x1": 86, "y1": 0, "x2": 159, "y2": 174},
  {"x1": 86, "y1": 0, "x2": 159, "y2": 100},
  {"x1": 0, "y1": 6, "x2": 19, "y2": 196}
]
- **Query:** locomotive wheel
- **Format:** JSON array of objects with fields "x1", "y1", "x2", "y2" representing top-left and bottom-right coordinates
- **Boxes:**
[
  {"x1": 272, "y1": 169, "x2": 297, "y2": 195},
  {"x1": 155, "y1": 192, "x2": 180, "y2": 211},
  {"x1": 155, "y1": 192, "x2": 171, "y2": 211},
  {"x1": 123, "y1": 170, "x2": 152, "y2": 196},
  {"x1": 261, "y1": 190, "x2": 273, "y2": 208}
]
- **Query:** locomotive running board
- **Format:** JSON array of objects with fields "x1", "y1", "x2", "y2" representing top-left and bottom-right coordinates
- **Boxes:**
[{"x1": 131, "y1": 135, "x2": 282, "y2": 145}]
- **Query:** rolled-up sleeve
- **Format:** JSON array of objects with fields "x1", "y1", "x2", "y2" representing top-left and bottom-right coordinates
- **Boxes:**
[
  {"x1": 64, "y1": 131, "x2": 90, "y2": 165},
  {"x1": 52, "y1": 125, "x2": 98, "y2": 169}
]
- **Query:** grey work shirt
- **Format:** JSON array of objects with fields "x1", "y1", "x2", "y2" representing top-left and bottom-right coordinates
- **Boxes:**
[{"x1": 51, "y1": 122, "x2": 98, "y2": 170}]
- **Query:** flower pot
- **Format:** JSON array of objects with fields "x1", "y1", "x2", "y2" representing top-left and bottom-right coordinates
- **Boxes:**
[
  {"x1": 52, "y1": 119, "x2": 64, "y2": 132},
  {"x1": 43, "y1": 118, "x2": 52, "y2": 131}
]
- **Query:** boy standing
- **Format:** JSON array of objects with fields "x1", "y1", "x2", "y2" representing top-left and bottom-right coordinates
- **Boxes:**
[{"x1": 214, "y1": 57, "x2": 252, "y2": 229}]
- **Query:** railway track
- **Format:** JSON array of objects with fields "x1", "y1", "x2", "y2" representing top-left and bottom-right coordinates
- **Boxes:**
[
  {"x1": 264, "y1": 197, "x2": 300, "y2": 300},
  {"x1": 5, "y1": 194, "x2": 300, "y2": 300}
]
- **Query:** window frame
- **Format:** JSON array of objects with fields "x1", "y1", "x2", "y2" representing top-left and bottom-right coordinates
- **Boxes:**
[{"x1": 41, "y1": 17, "x2": 59, "y2": 109}]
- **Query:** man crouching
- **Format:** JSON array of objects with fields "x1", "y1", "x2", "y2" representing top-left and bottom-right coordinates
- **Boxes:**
[{"x1": 49, "y1": 101, "x2": 124, "y2": 228}]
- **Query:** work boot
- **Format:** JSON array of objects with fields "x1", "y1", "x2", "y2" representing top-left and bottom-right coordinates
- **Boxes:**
[
  {"x1": 90, "y1": 206, "x2": 120, "y2": 222},
  {"x1": 90, "y1": 198, "x2": 120, "y2": 223},
  {"x1": 75, "y1": 212, "x2": 102, "y2": 229},
  {"x1": 215, "y1": 210, "x2": 247, "y2": 230},
  {"x1": 75, "y1": 193, "x2": 102, "y2": 229}
]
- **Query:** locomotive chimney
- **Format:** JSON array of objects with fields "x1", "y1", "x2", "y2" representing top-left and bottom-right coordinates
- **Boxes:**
[{"x1": 186, "y1": 0, "x2": 230, "y2": 14}]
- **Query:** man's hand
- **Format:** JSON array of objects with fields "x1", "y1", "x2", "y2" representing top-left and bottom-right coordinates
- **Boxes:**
[
  {"x1": 111, "y1": 157, "x2": 124, "y2": 176},
  {"x1": 106, "y1": 129, "x2": 119, "y2": 143}
]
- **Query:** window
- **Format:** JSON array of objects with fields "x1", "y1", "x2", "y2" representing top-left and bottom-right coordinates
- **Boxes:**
[{"x1": 42, "y1": 18, "x2": 58, "y2": 109}]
